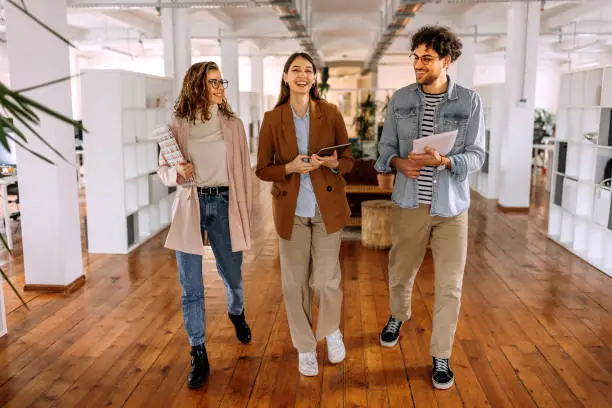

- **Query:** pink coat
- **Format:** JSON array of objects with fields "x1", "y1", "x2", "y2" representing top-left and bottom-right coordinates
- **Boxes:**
[{"x1": 157, "y1": 114, "x2": 253, "y2": 255}]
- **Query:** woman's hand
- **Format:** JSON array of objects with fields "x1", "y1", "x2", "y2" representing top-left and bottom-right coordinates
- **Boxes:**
[
  {"x1": 285, "y1": 154, "x2": 318, "y2": 175},
  {"x1": 311, "y1": 150, "x2": 339, "y2": 170},
  {"x1": 176, "y1": 161, "x2": 195, "y2": 180}
]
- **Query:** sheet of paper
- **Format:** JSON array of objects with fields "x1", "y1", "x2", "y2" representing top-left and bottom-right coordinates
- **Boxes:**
[{"x1": 412, "y1": 129, "x2": 458, "y2": 155}]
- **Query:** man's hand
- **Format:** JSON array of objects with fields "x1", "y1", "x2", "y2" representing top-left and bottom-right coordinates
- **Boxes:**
[
  {"x1": 409, "y1": 146, "x2": 443, "y2": 167},
  {"x1": 391, "y1": 157, "x2": 423, "y2": 179}
]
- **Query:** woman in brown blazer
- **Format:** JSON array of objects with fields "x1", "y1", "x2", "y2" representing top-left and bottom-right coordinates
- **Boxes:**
[{"x1": 256, "y1": 52, "x2": 354, "y2": 377}]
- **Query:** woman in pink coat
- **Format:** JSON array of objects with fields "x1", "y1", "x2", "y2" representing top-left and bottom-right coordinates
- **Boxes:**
[{"x1": 157, "y1": 61, "x2": 253, "y2": 389}]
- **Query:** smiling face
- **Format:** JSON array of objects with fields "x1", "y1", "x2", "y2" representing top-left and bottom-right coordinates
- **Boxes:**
[
  {"x1": 283, "y1": 56, "x2": 315, "y2": 96},
  {"x1": 206, "y1": 69, "x2": 225, "y2": 105},
  {"x1": 412, "y1": 43, "x2": 450, "y2": 86}
]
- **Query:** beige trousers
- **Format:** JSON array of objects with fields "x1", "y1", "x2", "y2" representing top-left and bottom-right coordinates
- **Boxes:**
[
  {"x1": 388, "y1": 204, "x2": 468, "y2": 359},
  {"x1": 278, "y1": 209, "x2": 343, "y2": 353}
]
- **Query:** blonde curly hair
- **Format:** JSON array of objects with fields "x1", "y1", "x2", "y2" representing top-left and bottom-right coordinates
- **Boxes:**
[{"x1": 173, "y1": 61, "x2": 235, "y2": 123}]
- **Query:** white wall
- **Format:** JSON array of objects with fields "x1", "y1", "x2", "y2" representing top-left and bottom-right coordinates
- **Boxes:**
[
  {"x1": 377, "y1": 64, "x2": 415, "y2": 90},
  {"x1": 535, "y1": 64, "x2": 561, "y2": 113}
]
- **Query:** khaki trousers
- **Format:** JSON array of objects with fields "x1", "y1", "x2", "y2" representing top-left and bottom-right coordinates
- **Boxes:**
[
  {"x1": 388, "y1": 204, "x2": 468, "y2": 359},
  {"x1": 278, "y1": 209, "x2": 343, "y2": 353}
]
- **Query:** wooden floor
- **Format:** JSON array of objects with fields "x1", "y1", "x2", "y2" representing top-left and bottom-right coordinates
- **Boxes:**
[{"x1": 1, "y1": 176, "x2": 611, "y2": 407}]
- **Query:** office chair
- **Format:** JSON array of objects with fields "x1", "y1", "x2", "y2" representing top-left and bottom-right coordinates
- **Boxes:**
[{"x1": 7, "y1": 182, "x2": 19, "y2": 221}]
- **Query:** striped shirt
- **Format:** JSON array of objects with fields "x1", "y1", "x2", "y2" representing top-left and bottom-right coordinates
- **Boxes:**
[{"x1": 418, "y1": 92, "x2": 445, "y2": 204}]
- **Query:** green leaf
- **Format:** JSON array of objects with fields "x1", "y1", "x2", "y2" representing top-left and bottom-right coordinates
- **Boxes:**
[
  {"x1": 0, "y1": 116, "x2": 29, "y2": 144},
  {"x1": 7, "y1": 0, "x2": 76, "y2": 49},
  {"x1": 0, "y1": 233, "x2": 29, "y2": 310},
  {"x1": 15, "y1": 74, "x2": 82, "y2": 94},
  {"x1": 13, "y1": 114, "x2": 70, "y2": 164},
  {"x1": 0, "y1": 268, "x2": 30, "y2": 311},
  {"x1": 5, "y1": 134, "x2": 55, "y2": 165},
  {"x1": 12, "y1": 92, "x2": 86, "y2": 133}
]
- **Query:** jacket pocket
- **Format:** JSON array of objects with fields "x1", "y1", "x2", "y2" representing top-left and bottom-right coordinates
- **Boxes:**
[
  {"x1": 394, "y1": 108, "x2": 419, "y2": 141},
  {"x1": 440, "y1": 114, "x2": 469, "y2": 153},
  {"x1": 270, "y1": 183, "x2": 282, "y2": 199}
]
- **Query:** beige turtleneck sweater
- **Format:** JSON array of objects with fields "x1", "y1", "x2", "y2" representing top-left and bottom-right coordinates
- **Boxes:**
[{"x1": 188, "y1": 104, "x2": 228, "y2": 187}]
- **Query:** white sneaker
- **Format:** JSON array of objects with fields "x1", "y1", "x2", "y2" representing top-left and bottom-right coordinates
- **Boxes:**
[
  {"x1": 298, "y1": 351, "x2": 318, "y2": 376},
  {"x1": 326, "y1": 329, "x2": 346, "y2": 364}
]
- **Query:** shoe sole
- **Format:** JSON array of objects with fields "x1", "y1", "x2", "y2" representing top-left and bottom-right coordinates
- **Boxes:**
[
  {"x1": 432, "y1": 377, "x2": 455, "y2": 390},
  {"x1": 380, "y1": 335, "x2": 399, "y2": 348},
  {"x1": 299, "y1": 370, "x2": 319, "y2": 377}
]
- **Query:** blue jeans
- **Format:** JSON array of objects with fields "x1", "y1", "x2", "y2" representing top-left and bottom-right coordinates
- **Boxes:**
[{"x1": 176, "y1": 190, "x2": 244, "y2": 347}]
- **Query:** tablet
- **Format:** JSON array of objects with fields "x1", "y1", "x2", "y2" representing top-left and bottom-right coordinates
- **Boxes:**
[{"x1": 317, "y1": 143, "x2": 351, "y2": 157}]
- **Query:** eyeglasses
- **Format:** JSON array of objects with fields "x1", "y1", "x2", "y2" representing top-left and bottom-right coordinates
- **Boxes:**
[
  {"x1": 208, "y1": 79, "x2": 229, "y2": 89},
  {"x1": 409, "y1": 53, "x2": 440, "y2": 66}
]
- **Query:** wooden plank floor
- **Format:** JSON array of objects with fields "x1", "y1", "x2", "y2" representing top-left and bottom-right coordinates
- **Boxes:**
[{"x1": 1, "y1": 176, "x2": 611, "y2": 407}]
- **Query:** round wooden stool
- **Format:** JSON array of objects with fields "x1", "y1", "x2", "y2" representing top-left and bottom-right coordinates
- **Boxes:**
[{"x1": 361, "y1": 200, "x2": 395, "y2": 249}]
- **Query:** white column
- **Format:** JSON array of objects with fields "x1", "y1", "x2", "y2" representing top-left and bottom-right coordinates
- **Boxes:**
[
  {"x1": 456, "y1": 39, "x2": 475, "y2": 88},
  {"x1": 497, "y1": 1, "x2": 541, "y2": 209},
  {"x1": 221, "y1": 39, "x2": 240, "y2": 115},
  {"x1": 69, "y1": 47, "x2": 82, "y2": 119},
  {"x1": 251, "y1": 55, "x2": 264, "y2": 120},
  {"x1": 5, "y1": 0, "x2": 83, "y2": 289},
  {"x1": 162, "y1": 8, "x2": 191, "y2": 97}
]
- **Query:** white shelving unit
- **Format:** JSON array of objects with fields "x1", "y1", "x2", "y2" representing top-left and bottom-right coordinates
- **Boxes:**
[
  {"x1": 469, "y1": 84, "x2": 503, "y2": 199},
  {"x1": 548, "y1": 66, "x2": 612, "y2": 277},
  {"x1": 82, "y1": 70, "x2": 175, "y2": 254}
]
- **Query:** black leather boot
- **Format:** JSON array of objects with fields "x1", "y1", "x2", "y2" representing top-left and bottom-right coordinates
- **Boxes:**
[
  {"x1": 187, "y1": 344, "x2": 210, "y2": 389},
  {"x1": 229, "y1": 311, "x2": 252, "y2": 344}
]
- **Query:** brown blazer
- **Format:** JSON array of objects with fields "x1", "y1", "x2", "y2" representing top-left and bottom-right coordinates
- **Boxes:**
[{"x1": 256, "y1": 99, "x2": 354, "y2": 240}]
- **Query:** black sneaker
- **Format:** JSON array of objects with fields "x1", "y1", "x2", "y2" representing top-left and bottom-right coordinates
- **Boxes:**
[
  {"x1": 380, "y1": 316, "x2": 402, "y2": 347},
  {"x1": 432, "y1": 357, "x2": 454, "y2": 389}
]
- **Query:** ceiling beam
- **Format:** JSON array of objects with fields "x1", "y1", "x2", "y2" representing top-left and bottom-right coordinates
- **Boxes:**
[
  {"x1": 310, "y1": 11, "x2": 380, "y2": 32},
  {"x1": 189, "y1": 9, "x2": 235, "y2": 32},
  {"x1": 100, "y1": 11, "x2": 160, "y2": 37},
  {"x1": 460, "y1": 3, "x2": 502, "y2": 28},
  {"x1": 543, "y1": 0, "x2": 612, "y2": 30},
  {"x1": 270, "y1": 0, "x2": 324, "y2": 68},
  {"x1": 361, "y1": 1, "x2": 425, "y2": 75}
]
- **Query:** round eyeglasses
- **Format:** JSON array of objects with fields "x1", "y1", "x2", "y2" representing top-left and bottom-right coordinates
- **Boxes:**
[{"x1": 208, "y1": 79, "x2": 229, "y2": 89}]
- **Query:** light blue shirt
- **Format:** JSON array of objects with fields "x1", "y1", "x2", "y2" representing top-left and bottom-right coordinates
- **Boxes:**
[
  {"x1": 292, "y1": 105, "x2": 317, "y2": 217},
  {"x1": 375, "y1": 76, "x2": 485, "y2": 217}
]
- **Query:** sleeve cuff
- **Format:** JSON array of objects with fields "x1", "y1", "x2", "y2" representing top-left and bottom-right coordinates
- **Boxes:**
[
  {"x1": 449, "y1": 155, "x2": 467, "y2": 182},
  {"x1": 376, "y1": 154, "x2": 398, "y2": 173}
]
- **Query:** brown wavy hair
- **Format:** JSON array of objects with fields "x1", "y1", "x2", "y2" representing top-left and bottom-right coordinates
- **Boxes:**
[
  {"x1": 275, "y1": 52, "x2": 322, "y2": 108},
  {"x1": 173, "y1": 61, "x2": 235, "y2": 123},
  {"x1": 411, "y1": 25, "x2": 463, "y2": 62}
]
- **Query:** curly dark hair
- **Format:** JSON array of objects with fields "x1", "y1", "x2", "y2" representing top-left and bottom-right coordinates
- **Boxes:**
[
  {"x1": 410, "y1": 25, "x2": 463, "y2": 62},
  {"x1": 173, "y1": 61, "x2": 235, "y2": 123}
]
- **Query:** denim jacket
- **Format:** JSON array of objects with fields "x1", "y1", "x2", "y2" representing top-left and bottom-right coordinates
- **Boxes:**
[{"x1": 375, "y1": 76, "x2": 485, "y2": 217}]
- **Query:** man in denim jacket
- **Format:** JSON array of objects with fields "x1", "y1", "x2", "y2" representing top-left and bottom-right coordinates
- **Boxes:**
[{"x1": 375, "y1": 25, "x2": 485, "y2": 390}]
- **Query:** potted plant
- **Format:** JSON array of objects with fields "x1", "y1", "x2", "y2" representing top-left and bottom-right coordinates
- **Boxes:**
[
  {"x1": 372, "y1": 94, "x2": 395, "y2": 189},
  {"x1": 318, "y1": 66, "x2": 330, "y2": 99},
  {"x1": 1, "y1": 1, "x2": 86, "y2": 320}
]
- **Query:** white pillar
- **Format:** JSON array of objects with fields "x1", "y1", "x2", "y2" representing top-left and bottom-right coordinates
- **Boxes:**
[
  {"x1": 5, "y1": 0, "x2": 83, "y2": 290},
  {"x1": 497, "y1": 1, "x2": 541, "y2": 209},
  {"x1": 221, "y1": 39, "x2": 240, "y2": 115},
  {"x1": 456, "y1": 39, "x2": 475, "y2": 88},
  {"x1": 251, "y1": 55, "x2": 264, "y2": 120},
  {"x1": 162, "y1": 8, "x2": 191, "y2": 97},
  {"x1": 69, "y1": 47, "x2": 82, "y2": 120}
]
